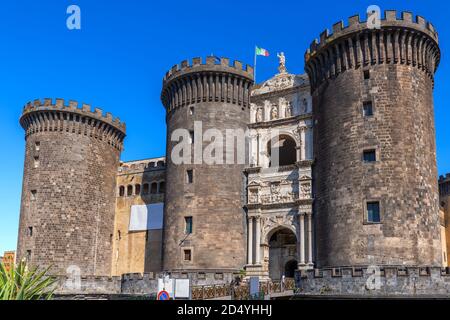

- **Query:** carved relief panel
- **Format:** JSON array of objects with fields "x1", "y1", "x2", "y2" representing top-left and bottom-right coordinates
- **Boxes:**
[{"x1": 248, "y1": 179, "x2": 298, "y2": 205}]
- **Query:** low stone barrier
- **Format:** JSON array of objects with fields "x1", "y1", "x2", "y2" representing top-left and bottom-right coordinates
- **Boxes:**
[{"x1": 295, "y1": 266, "x2": 450, "y2": 297}]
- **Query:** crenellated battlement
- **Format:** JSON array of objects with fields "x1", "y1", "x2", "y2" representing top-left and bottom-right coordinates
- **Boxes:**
[
  {"x1": 163, "y1": 56, "x2": 254, "y2": 84},
  {"x1": 304, "y1": 11, "x2": 441, "y2": 91},
  {"x1": 306, "y1": 11, "x2": 438, "y2": 57},
  {"x1": 21, "y1": 98, "x2": 126, "y2": 131},
  {"x1": 161, "y1": 56, "x2": 254, "y2": 112},
  {"x1": 439, "y1": 173, "x2": 450, "y2": 184},
  {"x1": 20, "y1": 98, "x2": 126, "y2": 151}
]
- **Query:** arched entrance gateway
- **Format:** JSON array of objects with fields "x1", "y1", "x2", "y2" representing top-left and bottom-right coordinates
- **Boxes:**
[{"x1": 268, "y1": 227, "x2": 297, "y2": 280}]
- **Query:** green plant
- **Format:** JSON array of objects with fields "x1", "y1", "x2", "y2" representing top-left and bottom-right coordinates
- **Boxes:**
[{"x1": 0, "y1": 261, "x2": 57, "y2": 300}]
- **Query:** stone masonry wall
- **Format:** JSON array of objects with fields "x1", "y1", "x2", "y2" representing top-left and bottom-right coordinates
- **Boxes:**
[
  {"x1": 306, "y1": 12, "x2": 442, "y2": 268},
  {"x1": 296, "y1": 267, "x2": 450, "y2": 297},
  {"x1": 17, "y1": 99, "x2": 125, "y2": 276},
  {"x1": 112, "y1": 158, "x2": 165, "y2": 276},
  {"x1": 161, "y1": 57, "x2": 254, "y2": 272}
]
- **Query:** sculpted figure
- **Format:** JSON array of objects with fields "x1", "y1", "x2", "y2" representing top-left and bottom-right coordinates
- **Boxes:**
[
  {"x1": 277, "y1": 52, "x2": 287, "y2": 74},
  {"x1": 285, "y1": 102, "x2": 293, "y2": 117},
  {"x1": 256, "y1": 108, "x2": 263, "y2": 122},
  {"x1": 302, "y1": 98, "x2": 308, "y2": 114},
  {"x1": 271, "y1": 105, "x2": 278, "y2": 120}
]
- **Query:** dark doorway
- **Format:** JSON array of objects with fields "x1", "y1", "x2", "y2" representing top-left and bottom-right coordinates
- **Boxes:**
[
  {"x1": 284, "y1": 260, "x2": 298, "y2": 278},
  {"x1": 268, "y1": 228, "x2": 297, "y2": 280}
]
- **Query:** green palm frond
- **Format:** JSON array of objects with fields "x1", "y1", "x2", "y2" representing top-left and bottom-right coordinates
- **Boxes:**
[{"x1": 0, "y1": 260, "x2": 57, "y2": 300}]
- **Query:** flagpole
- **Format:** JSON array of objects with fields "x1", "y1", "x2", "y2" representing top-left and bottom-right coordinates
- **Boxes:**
[{"x1": 254, "y1": 46, "x2": 257, "y2": 84}]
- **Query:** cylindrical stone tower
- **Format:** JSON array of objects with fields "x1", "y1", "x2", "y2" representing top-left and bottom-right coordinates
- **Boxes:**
[
  {"x1": 17, "y1": 98, "x2": 126, "y2": 276},
  {"x1": 305, "y1": 11, "x2": 441, "y2": 267},
  {"x1": 161, "y1": 57, "x2": 254, "y2": 272}
]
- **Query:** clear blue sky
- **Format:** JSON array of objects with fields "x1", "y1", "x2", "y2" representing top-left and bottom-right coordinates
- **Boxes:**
[{"x1": 0, "y1": 0, "x2": 449, "y2": 254}]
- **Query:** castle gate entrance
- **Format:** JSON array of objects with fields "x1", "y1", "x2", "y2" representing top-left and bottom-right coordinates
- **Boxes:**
[{"x1": 268, "y1": 228, "x2": 297, "y2": 280}]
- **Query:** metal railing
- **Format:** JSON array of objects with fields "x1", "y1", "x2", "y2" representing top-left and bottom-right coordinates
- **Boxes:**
[{"x1": 191, "y1": 278, "x2": 296, "y2": 300}]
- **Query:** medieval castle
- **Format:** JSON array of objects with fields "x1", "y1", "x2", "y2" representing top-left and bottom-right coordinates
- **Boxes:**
[{"x1": 15, "y1": 10, "x2": 450, "y2": 296}]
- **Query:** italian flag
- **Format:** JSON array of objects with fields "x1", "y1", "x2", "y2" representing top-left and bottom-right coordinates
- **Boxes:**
[{"x1": 255, "y1": 46, "x2": 269, "y2": 57}]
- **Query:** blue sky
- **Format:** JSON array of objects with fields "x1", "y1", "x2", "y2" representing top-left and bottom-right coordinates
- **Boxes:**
[{"x1": 0, "y1": 0, "x2": 449, "y2": 254}]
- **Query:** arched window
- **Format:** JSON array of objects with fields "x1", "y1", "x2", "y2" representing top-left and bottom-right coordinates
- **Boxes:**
[
  {"x1": 119, "y1": 186, "x2": 125, "y2": 197},
  {"x1": 143, "y1": 183, "x2": 149, "y2": 195},
  {"x1": 135, "y1": 184, "x2": 141, "y2": 195},
  {"x1": 267, "y1": 135, "x2": 297, "y2": 167},
  {"x1": 159, "y1": 181, "x2": 165, "y2": 193},
  {"x1": 151, "y1": 182, "x2": 158, "y2": 194},
  {"x1": 127, "y1": 185, "x2": 133, "y2": 197}
]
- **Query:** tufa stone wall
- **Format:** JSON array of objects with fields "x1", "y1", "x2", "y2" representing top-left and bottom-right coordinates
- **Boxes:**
[
  {"x1": 305, "y1": 11, "x2": 442, "y2": 268},
  {"x1": 161, "y1": 57, "x2": 254, "y2": 272},
  {"x1": 439, "y1": 175, "x2": 450, "y2": 266},
  {"x1": 17, "y1": 98, "x2": 126, "y2": 276},
  {"x1": 112, "y1": 158, "x2": 166, "y2": 276}
]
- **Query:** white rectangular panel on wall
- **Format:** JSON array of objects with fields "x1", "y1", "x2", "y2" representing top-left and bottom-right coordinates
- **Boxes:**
[{"x1": 129, "y1": 203, "x2": 164, "y2": 231}]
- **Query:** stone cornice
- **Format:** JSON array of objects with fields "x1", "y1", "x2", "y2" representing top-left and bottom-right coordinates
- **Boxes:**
[{"x1": 248, "y1": 113, "x2": 312, "y2": 129}]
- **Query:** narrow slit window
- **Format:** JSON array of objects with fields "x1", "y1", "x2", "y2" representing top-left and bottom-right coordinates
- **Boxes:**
[
  {"x1": 34, "y1": 156, "x2": 40, "y2": 168},
  {"x1": 363, "y1": 101, "x2": 373, "y2": 117},
  {"x1": 186, "y1": 170, "x2": 193, "y2": 184},
  {"x1": 367, "y1": 201, "x2": 381, "y2": 223},
  {"x1": 185, "y1": 217, "x2": 193, "y2": 234}
]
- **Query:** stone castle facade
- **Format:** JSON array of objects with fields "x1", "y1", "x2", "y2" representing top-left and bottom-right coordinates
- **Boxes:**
[{"x1": 15, "y1": 10, "x2": 450, "y2": 292}]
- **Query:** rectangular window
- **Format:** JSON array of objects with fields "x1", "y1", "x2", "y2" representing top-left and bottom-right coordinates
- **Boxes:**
[
  {"x1": 26, "y1": 250, "x2": 32, "y2": 261},
  {"x1": 186, "y1": 169, "x2": 193, "y2": 184},
  {"x1": 363, "y1": 101, "x2": 373, "y2": 117},
  {"x1": 28, "y1": 226, "x2": 33, "y2": 237},
  {"x1": 34, "y1": 156, "x2": 40, "y2": 168},
  {"x1": 363, "y1": 70, "x2": 370, "y2": 80},
  {"x1": 35, "y1": 141, "x2": 40, "y2": 151},
  {"x1": 363, "y1": 149, "x2": 377, "y2": 162},
  {"x1": 184, "y1": 249, "x2": 192, "y2": 261},
  {"x1": 367, "y1": 202, "x2": 381, "y2": 223},
  {"x1": 189, "y1": 131, "x2": 194, "y2": 144},
  {"x1": 189, "y1": 107, "x2": 194, "y2": 115},
  {"x1": 30, "y1": 190, "x2": 37, "y2": 201},
  {"x1": 185, "y1": 217, "x2": 193, "y2": 234}
]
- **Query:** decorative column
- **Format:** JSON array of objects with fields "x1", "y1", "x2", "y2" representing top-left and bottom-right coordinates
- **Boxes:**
[
  {"x1": 247, "y1": 217, "x2": 253, "y2": 265},
  {"x1": 306, "y1": 126, "x2": 313, "y2": 160},
  {"x1": 300, "y1": 126, "x2": 307, "y2": 161},
  {"x1": 296, "y1": 145, "x2": 302, "y2": 162},
  {"x1": 250, "y1": 135, "x2": 257, "y2": 167},
  {"x1": 256, "y1": 134, "x2": 261, "y2": 167},
  {"x1": 298, "y1": 212, "x2": 306, "y2": 266},
  {"x1": 306, "y1": 212, "x2": 313, "y2": 266},
  {"x1": 255, "y1": 216, "x2": 261, "y2": 265},
  {"x1": 264, "y1": 100, "x2": 271, "y2": 122}
]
